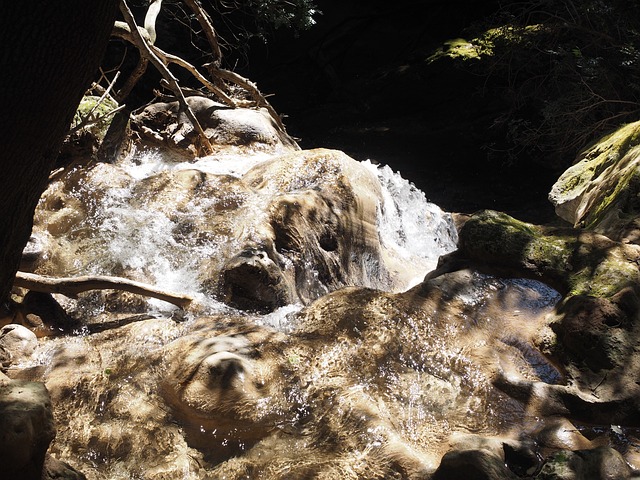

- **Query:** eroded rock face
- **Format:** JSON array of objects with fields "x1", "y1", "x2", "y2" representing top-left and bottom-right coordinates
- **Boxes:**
[
  {"x1": 220, "y1": 149, "x2": 391, "y2": 310},
  {"x1": 30, "y1": 148, "x2": 414, "y2": 313},
  {"x1": 5, "y1": 268, "x2": 561, "y2": 479}
]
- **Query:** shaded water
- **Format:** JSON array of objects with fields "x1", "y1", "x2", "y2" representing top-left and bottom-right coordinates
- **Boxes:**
[{"x1": 14, "y1": 147, "x2": 565, "y2": 479}]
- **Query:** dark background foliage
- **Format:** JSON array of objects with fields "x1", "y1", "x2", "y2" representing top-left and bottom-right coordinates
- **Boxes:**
[{"x1": 104, "y1": 0, "x2": 640, "y2": 221}]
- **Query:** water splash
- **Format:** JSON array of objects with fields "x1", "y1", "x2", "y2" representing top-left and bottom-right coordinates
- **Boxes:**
[
  {"x1": 49, "y1": 150, "x2": 458, "y2": 316},
  {"x1": 362, "y1": 160, "x2": 458, "y2": 287}
]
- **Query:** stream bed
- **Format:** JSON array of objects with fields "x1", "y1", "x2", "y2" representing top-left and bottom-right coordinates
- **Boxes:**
[{"x1": 7, "y1": 145, "x2": 576, "y2": 479}]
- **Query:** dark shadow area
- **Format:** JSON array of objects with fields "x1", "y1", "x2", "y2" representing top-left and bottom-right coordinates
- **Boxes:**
[{"x1": 239, "y1": 0, "x2": 559, "y2": 222}]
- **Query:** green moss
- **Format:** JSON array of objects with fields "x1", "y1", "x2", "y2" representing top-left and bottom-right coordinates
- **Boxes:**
[
  {"x1": 427, "y1": 38, "x2": 481, "y2": 62},
  {"x1": 72, "y1": 95, "x2": 119, "y2": 141},
  {"x1": 460, "y1": 210, "x2": 640, "y2": 299},
  {"x1": 584, "y1": 164, "x2": 640, "y2": 229},
  {"x1": 428, "y1": 24, "x2": 547, "y2": 63}
]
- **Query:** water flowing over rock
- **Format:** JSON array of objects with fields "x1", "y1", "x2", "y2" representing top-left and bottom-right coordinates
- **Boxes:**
[
  {"x1": 8, "y1": 270, "x2": 560, "y2": 479},
  {"x1": 29, "y1": 147, "x2": 456, "y2": 315},
  {"x1": 7, "y1": 103, "x2": 640, "y2": 479}
]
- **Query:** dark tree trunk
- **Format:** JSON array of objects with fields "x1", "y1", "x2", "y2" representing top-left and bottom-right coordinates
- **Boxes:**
[{"x1": 0, "y1": 1, "x2": 120, "y2": 306}]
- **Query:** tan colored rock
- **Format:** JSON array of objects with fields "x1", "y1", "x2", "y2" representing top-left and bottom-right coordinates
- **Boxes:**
[
  {"x1": 549, "y1": 120, "x2": 640, "y2": 244},
  {"x1": 31, "y1": 148, "x2": 424, "y2": 313},
  {"x1": 0, "y1": 324, "x2": 38, "y2": 365},
  {"x1": 131, "y1": 96, "x2": 299, "y2": 159},
  {"x1": 2, "y1": 266, "x2": 561, "y2": 479}
]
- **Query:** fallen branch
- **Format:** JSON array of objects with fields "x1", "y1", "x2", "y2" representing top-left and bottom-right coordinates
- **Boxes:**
[
  {"x1": 119, "y1": 0, "x2": 214, "y2": 155},
  {"x1": 211, "y1": 67, "x2": 289, "y2": 133},
  {"x1": 14, "y1": 272, "x2": 193, "y2": 309}
]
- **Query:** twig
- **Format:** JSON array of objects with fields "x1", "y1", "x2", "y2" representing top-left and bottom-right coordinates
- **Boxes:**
[
  {"x1": 119, "y1": 0, "x2": 214, "y2": 155},
  {"x1": 182, "y1": 0, "x2": 222, "y2": 65},
  {"x1": 14, "y1": 271, "x2": 193, "y2": 309},
  {"x1": 70, "y1": 71, "x2": 121, "y2": 135}
]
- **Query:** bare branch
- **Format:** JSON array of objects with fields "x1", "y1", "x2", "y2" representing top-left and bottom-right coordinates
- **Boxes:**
[
  {"x1": 116, "y1": 56, "x2": 149, "y2": 101},
  {"x1": 152, "y1": 45, "x2": 235, "y2": 106},
  {"x1": 182, "y1": 0, "x2": 222, "y2": 65},
  {"x1": 15, "y1": 272, "x2": 193, "y2": 309},
  {"x1": 212, "y1": 67, "x2": 289, "y2": 133},
  {"x1": 119, "y1": 0, "x2": 214, "y2": 154},
  {"x1": 70, "y1": 72, "x2": 121, "y2": 135},
  {"x1": 144, "y1": 0, "x2": 163, "y2": 45}
]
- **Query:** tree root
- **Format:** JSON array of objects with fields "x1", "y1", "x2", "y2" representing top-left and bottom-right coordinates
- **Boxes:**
[{"x1": 14, "y1": 272, "x2": 193, "y2": 309}]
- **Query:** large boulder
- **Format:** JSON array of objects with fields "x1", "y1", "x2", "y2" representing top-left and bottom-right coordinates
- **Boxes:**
[
  {"x1": 220, "y1": 148, "x2": 391, "y2": 310},
  {"x1": 0, "y1": 324, "x2": 38, "y2": 365},
  {"x1": 549, "y1": 120, "x2": 640, "y2": 244},
  {"x1": 131, "y1": 96, "x2": 299, "y2": 159},
  {"x1": 5, "y1": 263, "x2": 562, "y2": 479},
  {"x1": 455, "y1": 210, "x2": 640, "y2": 425},
  {"x1": 30, "y1": 148, "x2": 437, "y2": 313}
]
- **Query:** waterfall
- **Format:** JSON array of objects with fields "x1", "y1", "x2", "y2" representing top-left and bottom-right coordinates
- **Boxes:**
[
  {"x1": 46, "y1": 149, "x2": 458, "y2": 315},
  {"x1": 17, "y1": 147, "x2": 566, "y2": 480}
]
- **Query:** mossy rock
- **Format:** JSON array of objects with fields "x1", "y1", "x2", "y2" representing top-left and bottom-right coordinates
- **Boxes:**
[
  {"x1": 458, "y1": 210, "x2": 640, "y2": 298},
  {"x1": 549, "y1": 120, "x2": 640, "y2": 243},
  {"x1": 72, "y1": 95, "x2": 119, "y2": 142}
]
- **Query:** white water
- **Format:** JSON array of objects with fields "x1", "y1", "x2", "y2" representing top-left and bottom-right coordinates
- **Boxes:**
[
  {"x1": 22, "y1": 149, "x2": 569, "y2": 480},
  {"x1": 44, "y1": 149, "x2": 458, "y2": 317},
  {"x1": 363, "y1": 160, "x2": 458, "y2": 287}
]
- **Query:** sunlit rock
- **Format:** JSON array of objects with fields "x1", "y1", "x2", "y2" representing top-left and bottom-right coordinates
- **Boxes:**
[
  {"x1": 0, "y1": 324, "x2": 38, "y2": 365},
  {"x1": 131, "y1": 96, "x2": 299, "y2": 159},
  {"x1": 31, "y1": 148, "x2": 447, "y2": 314},
  {"x1": 220, "y1": 148, "x2": 392, "y2": 310},
  {"x1": 3, "y1": 267, "x2": 561, "y2": 479},
  {"x1": 549, "y1": 120, "x2": 640, "y2": 244},
  {"x1": 161, "y1": 326, "x2": 290, "y2": 452}
]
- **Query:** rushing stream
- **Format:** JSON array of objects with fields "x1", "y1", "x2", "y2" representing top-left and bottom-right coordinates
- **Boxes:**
[{"x1": 11, "y1": 145, "x2": 565, "y2": 479}]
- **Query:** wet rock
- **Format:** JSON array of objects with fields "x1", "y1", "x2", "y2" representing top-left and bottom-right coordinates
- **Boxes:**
[
  {"x1": 131, "y1": 96, "x2": 298, "y2": 158},
  {"x1": 221, "y1": 149, "x2": 390, "y2": 309},
  {"x1": 550, "y1": 294, "x2": 632, "y2": 372},
  {"x1": 0, "y1": 380, "x2": 55, "y2": 479},
  {"x1": 0, "y1": 324, "x2": 38, "y2": 365},
  {"x1": 20, "y1": 235, "x2": 45, "y2": 272},
  {"x1": 33, "y1": 148, "x2": 436, "y2": 314},
  {"x1": 432, "y1": 449, "x2": 518, "y2": 480},
  {"x1": 0, "y1": 266, "x2": 561, "y2": 479},
  {"x1": 536, "y1": 447, "x2": 631, "y2": 480},
  {"x1": 161, "y1": 325, "x2": 290, "y2": 456},
  {"x1": 42, "y1": 455, "x2": 86, "y2": 480},
  {"x1": 219, "y1": 246, "x2": 296, "y2": 312},
  {"x1": 18, "y1": 291, "x2": 79, "y2": 335},
  {"x1": 532, "y1": 418, "x2": 594, "y2": 451},
  {"x1": 458, "y1": 210, "x2": 640, "y2": 426}
]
